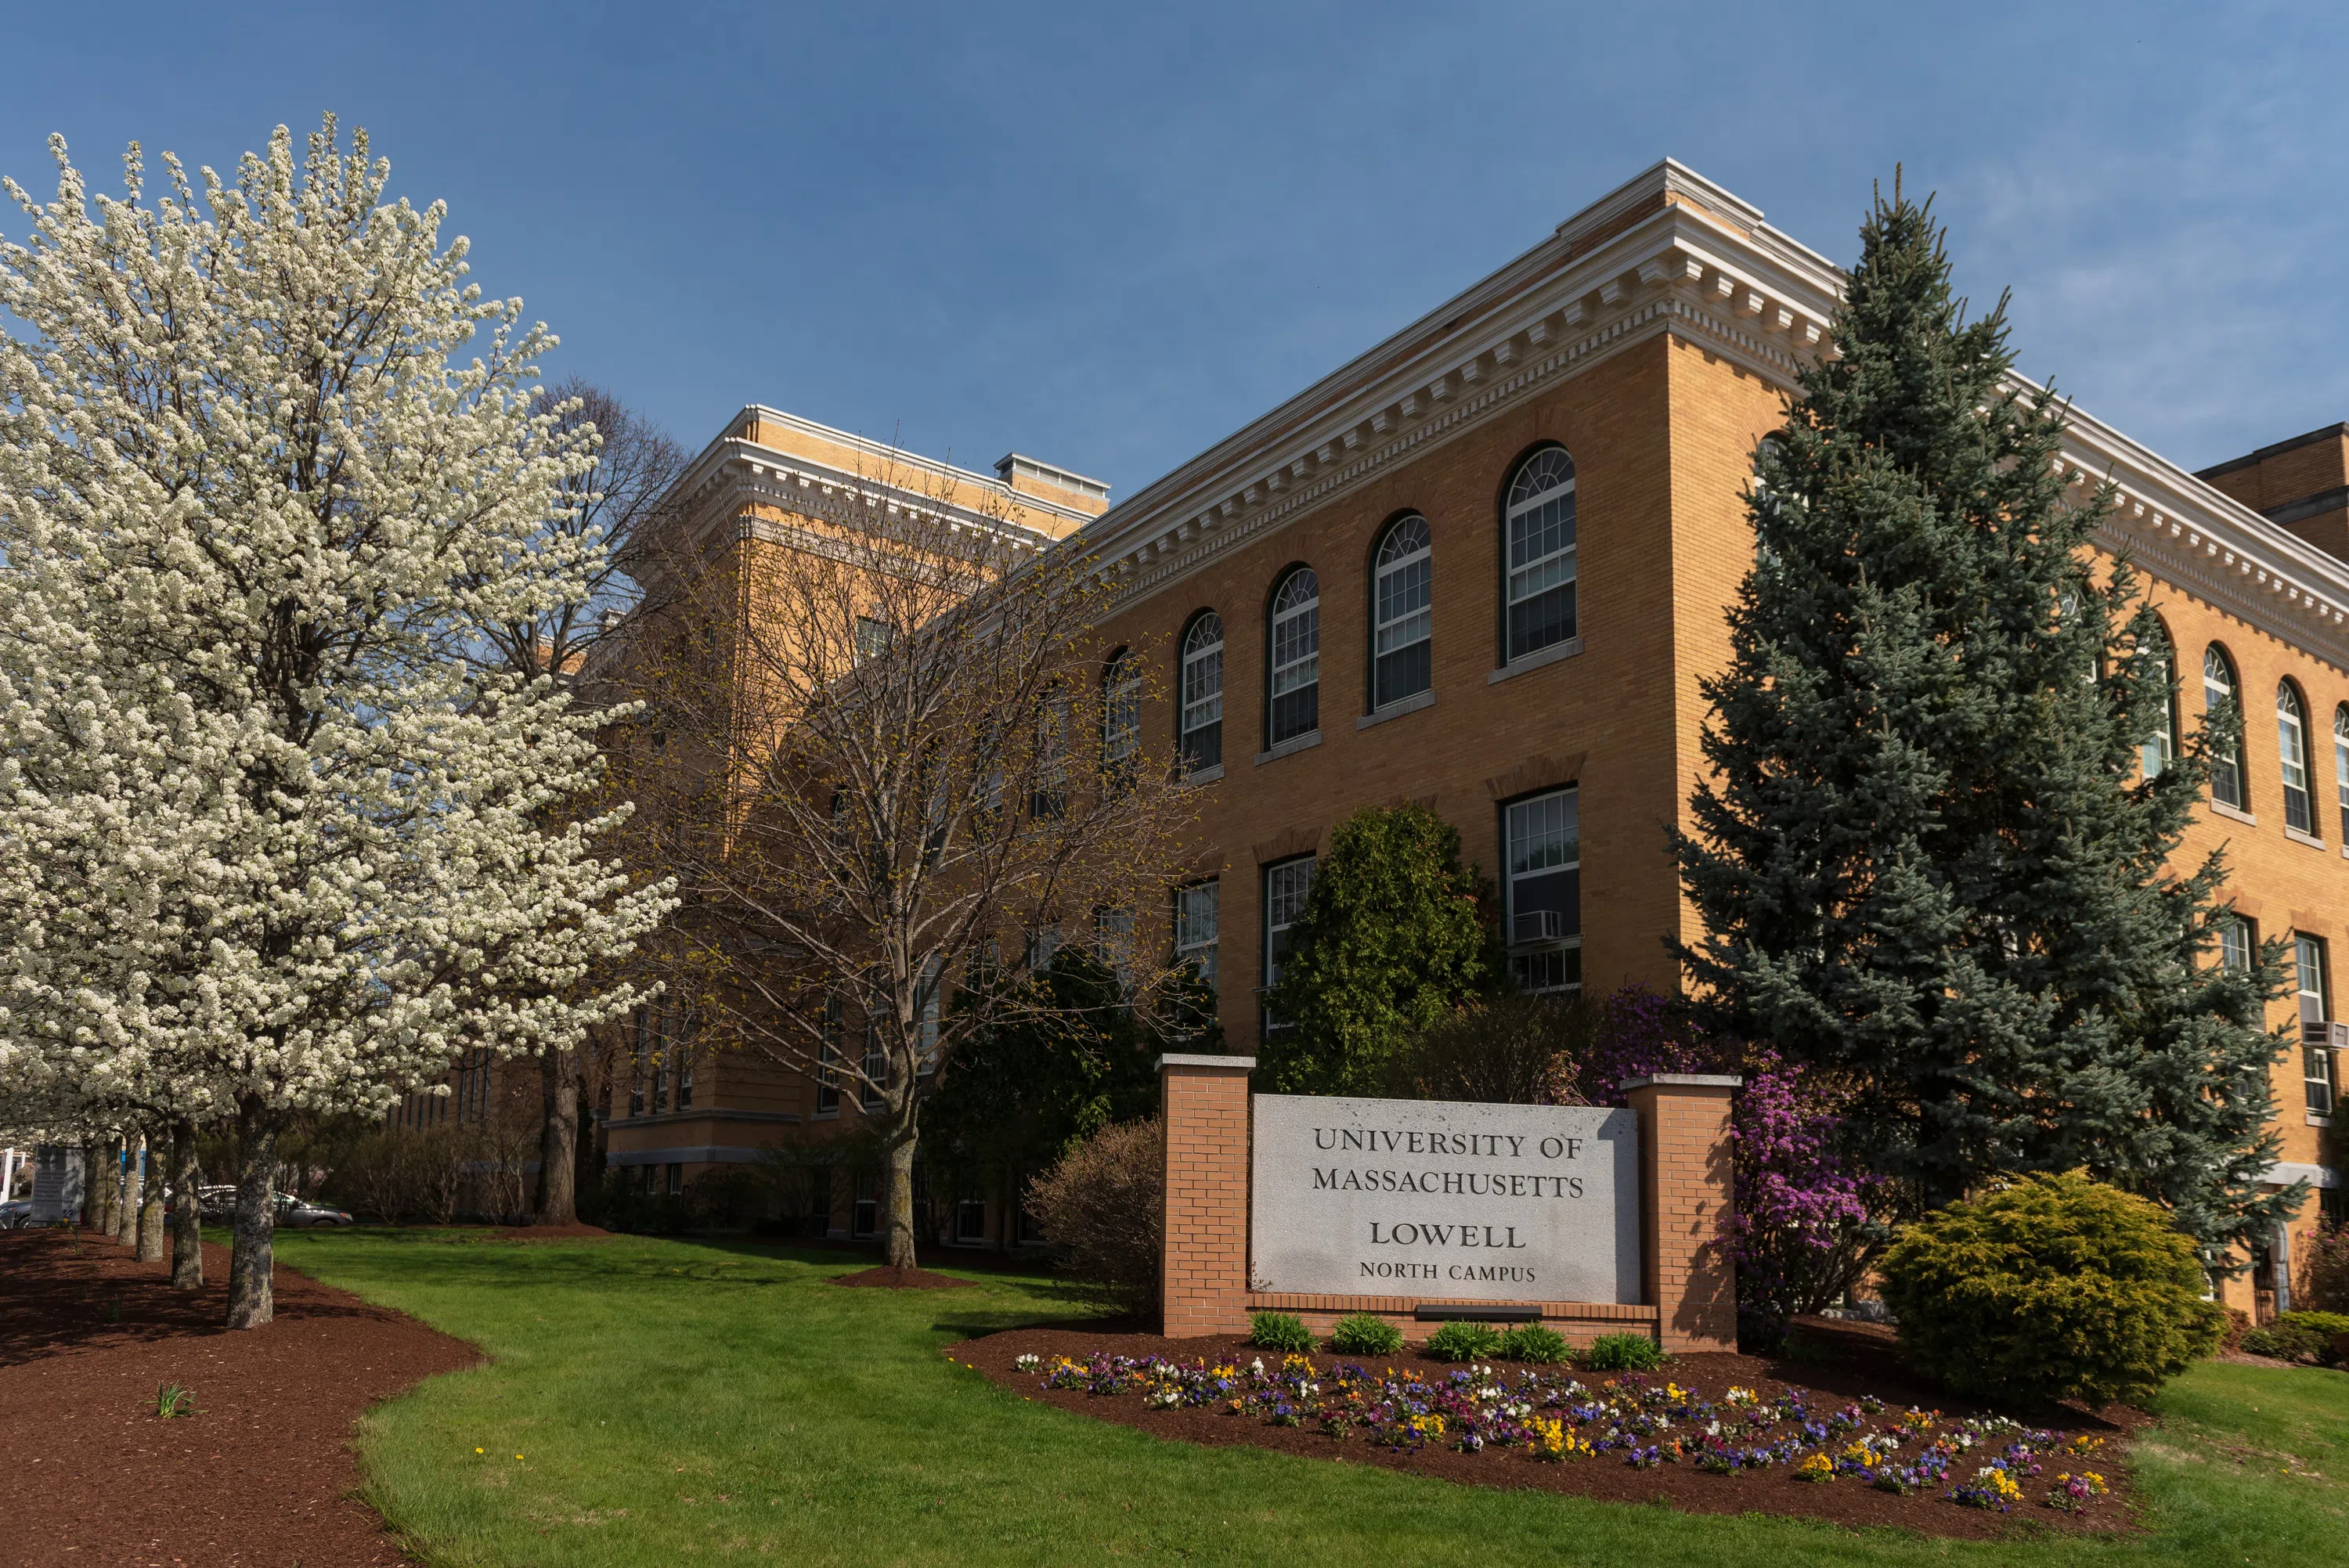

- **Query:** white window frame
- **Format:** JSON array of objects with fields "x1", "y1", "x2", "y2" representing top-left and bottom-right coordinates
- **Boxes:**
[
  {"x1": 2220, "y1": 914, "x2": 2253, "y2": 975},
  {"x1": 1261, "y1": 856, "x2": 1315, "y2": 1029},
  {"x1": 1102, "y1": 651, "x2": 1140, "y2": 768},
  {"x1": 1373, "y1": 515, "x2": 1433, "y2": 709},
  {"x1": 2299, "y1": 935, "x2": 2334, "y2": 1117},
  {"x1": 1505, "y1": 788, "x2": 1581, "y2": 993},
  {"x1": 2204, "y1": 646, "x2": 2243, "y2": 808},
  {"x1": 1268, "y1": 569, "x2": 1321, "y2": 745},
  {"x1": 1180, "y1": 612, "x2": 1225, "y2": 770},
  {"x1": 2141, "y1": 649, "x2": 2176, "y2": 780},
  {"x1": 2335, "y1": 705, "x2": 2349, "y2": 843},
  {"x1": 1505, "y1": 449, "x2": 1578, "y2": 662},
  {"x1": 2279, "y1": 682, "x2": 2315, "y2": 834},
  {"x1": 1177, "y1": 880, "x2": 1220, "y2": 986}
]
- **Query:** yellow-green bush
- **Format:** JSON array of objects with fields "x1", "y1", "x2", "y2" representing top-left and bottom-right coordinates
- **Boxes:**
[{"x1": 1878, "y1": 1173, "x2": 2224, "y2": 1407}]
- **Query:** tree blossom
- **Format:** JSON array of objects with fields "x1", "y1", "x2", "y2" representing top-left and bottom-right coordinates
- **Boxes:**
[{"x1": 0, "y1": 118, "x2": 671, "y2": 1325}]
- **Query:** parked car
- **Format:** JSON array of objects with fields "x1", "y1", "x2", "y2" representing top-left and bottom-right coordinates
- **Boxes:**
[
  {"x1": 274, "y1": 1194, "x2": 355, "y2": 1228},
  {"x1": 0, "y1": 1198, "x2": 33, "y2": 1230},
  {"x1": 169, "y1": 1186, "x2": 352, "y2": 1227}
]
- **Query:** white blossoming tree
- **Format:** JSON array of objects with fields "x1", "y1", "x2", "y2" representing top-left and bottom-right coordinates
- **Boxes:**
[{"x1": 0, "y1": 118, "x2": 672, "y2": 1327}]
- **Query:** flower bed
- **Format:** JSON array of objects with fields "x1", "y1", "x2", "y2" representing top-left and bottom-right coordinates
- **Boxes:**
[{"x1": 952, "y1": 1328, "x2": 2134, "y2": 1539}]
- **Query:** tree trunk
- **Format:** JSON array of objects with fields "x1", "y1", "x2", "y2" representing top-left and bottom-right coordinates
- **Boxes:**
[
  {"x1": 95, "y1": 1131, "x2": 122, "y2": 1238},
  {"x1": 135, "y1": 1132, "x2": 166, "y2": 1262},
  {"x1": 78, "y1": 1139, "x2": 98, "y2": 1227},
  {"x1": 883, "y1": 1125, "x2": 919, "y2": 1270},
  {"x1": 226, "y1": 1100, "x2": 284, "y2": 1329},
  {"x1": 533, "y1": 1045, "x2": 578, "y2": 1227},
  {"x1": 168, "y1": 1118, "x2": 204, "y2": 1289},
  {"x1": 115, "y1": 1134, "x2": 143, "y2": 1246}
]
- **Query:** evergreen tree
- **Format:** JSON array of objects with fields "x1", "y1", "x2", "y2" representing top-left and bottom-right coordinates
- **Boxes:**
[
  {"x1": 1262, "y1": 803, "x2": 1501, "y2": 1094},
  {"x1": 922, "y1": 950, "x2": 1218, "y2": 1227},
  {"x1": 1676, "y1": 180, "x2": 2294, "y2": 1255}
]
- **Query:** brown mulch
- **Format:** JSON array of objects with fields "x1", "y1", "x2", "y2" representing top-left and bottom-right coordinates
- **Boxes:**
[
  {"x1": 0, "y1": 1227, "x2": 480, "y2": 1567},
  {"x1": 829, "y1": 1263, "x2": 974, "y2": 1290},
  {"x1": 948, "y1": 1315, "x2": 2145, "y2": 1541}
]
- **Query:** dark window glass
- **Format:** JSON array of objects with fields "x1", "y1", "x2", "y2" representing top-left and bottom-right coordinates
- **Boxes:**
[
  {"x1": 1268, "y1": 569, "x2": 1320, "y2": 745},
  {"x1": 1373, "y1": 516, "x2": 1432, "y2": 708},
  {"x1": 1505, "y1": 449, "x2": 1577, "y2": 661}
]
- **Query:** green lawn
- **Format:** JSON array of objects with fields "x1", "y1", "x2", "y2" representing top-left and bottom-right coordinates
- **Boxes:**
[{"x1": 270, "y1": 1230, "x2": 2347, "y2": 1567}]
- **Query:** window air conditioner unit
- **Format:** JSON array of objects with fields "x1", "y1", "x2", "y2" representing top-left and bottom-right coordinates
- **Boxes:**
[
  {"x1": 2329, "y1": 1022, "x2": 2349, "y2": 1052},
  {"x1": 1514, "y1": 909, "x2": 1564, "y2": 945}
]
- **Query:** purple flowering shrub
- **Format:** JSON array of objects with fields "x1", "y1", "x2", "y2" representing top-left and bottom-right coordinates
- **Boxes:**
[{"x1": 1552, "y1": 984, "x2": 1885, "y2": 1345}]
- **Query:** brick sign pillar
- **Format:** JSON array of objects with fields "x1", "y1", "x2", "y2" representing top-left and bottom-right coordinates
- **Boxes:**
[
  {"x1": 1623, "y1": 1073, "x2": 1741, "y2": 1353},
  {"x1": 1157, "y1": 1053, "x2": 1256, "y2": 1337}
]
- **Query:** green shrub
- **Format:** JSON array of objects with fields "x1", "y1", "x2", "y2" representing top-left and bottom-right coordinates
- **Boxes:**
[
  {"x1": 1326, "y1": 1313, "x2": 1403, "y2": 1357},
  {"x1": 1423, "y1": 1321, "x2": 1502, "y2": 1361},
  {"x1": 1496, "y1": 1323, "x2": 1571, "y2": 1364},
  {"x1": 1249, "y1": 1312, "x2": 1313, "y2": 1353},
  {"x1": 1024, "y1": 1118, "x2": 1163, "y2": 1315},
  {"x1": 2239, "y1": 1310, "x2": 2349, "y2": 1365},
  {"x1": 1877, "y1": 1173, "x2": 2225, "y2": 1407},
  {"x1": 1583, "y1": 1332, "x2": 1665, "y2": 1372}
]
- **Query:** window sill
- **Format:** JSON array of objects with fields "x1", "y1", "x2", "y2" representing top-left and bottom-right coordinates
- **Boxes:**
[
  {"x1": 1255, "y1": 730, "x2": 1323, "y2": 766},
  {"x1": 1358, "y1": 690, "x2": 1435, "y2": 730},
  {"x1": 2209, "y1": 799, "x2": 2258, "y2": 827},
  {"x1": 2286, "y1": 825, "x2": 2327, "y2": 850},
  {"x1": 811, "y1": 1109, "x2": 839, "y2": 1121},
  {"x1": 2310, "y1": 1112, "x2": 2335, "y2": 1129},
  {"x1": 1185, "y1": 762, "x2": 1225, "y2": 785},
  {"x1": 1488, "y1": 636, "x2": 1583, "y2": 684}
]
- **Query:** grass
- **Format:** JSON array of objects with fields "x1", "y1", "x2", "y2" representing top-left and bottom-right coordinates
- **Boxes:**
[{"x1": 270, "y1": 1228, "x2": 2347, "y2": 1567}]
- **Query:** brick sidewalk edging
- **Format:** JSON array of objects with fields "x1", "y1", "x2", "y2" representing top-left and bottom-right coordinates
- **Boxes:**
[{"x1": 1158, "y1": 1055, "x2": 1739, "y2": 1351}]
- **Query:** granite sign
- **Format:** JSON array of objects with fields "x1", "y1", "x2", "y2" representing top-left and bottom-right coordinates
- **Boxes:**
[{"x1": 1250, "y1": 1093, "x2": 1640, "y2": 1303}]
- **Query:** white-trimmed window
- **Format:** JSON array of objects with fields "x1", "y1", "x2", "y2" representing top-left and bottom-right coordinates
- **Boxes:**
[
  {"x1": 1261, "y1": 856, "x2": 1315, "y2": 1029},
  {"x1": 1177, "y1": 880, "x2": 1219, "y2": 986},
  {"x1": 2299, "y1": 935, "x2": 2335, "y2": 1117},
  {"x1": 2279, "y1": 682, "x2": 2315, "y2": 834},
  {"x1": 1268, "y1": 569, "x2": 1320, "y2": 745},
  {"x1": 2220, "y1": 914, "x2": 2253, "y2": 975},
  {"x1": 1094, "y1": 907, "x2": 1135, "y2": 992},
  {"x1": 2334, "y1": 705, "x2": 2349, "y2": 842},
  {"x1": 1505, "y1": 448, "x2": 1577, "y2": 661},
  {"x1": 1373, "y1": 514, "x2": 1433, "y2": 708},
  {"x1": 1180, "y1": 612, "x2": 1225, "y2": 771},
  {"x1": 2140, "y1": 647, "x2": 2176, "y2": 780},
  {"x1": 1505, "y1": 788, "x2": 1581, "y2": 993},
  {"x1": 1102, "y1": 650, "x2": 1140, "y2": 771},
  {"x1": 815, "y1": 995, "x2": 841, "y2": 1116},
  {"x1": 2204, "y1": 646, "x2": 2243, "y2": 808}
]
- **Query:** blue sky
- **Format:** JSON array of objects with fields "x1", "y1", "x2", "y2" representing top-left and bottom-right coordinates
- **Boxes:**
[{"x1": 4, "y1": 3, "x2": 2344, "y2": 498}]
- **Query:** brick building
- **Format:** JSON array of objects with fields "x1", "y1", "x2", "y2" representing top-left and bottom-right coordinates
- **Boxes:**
[{"x1": 638, "y1": 160, "x2": 2343, "y2": 1317}]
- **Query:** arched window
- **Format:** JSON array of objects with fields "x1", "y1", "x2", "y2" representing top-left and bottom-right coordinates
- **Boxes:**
[
  {"x1": 2140, "y1": 641, "x2": 2177, "y2": 780},
  {"x1": 1178, "y1": 613, "x2": 1224, "y2": 772},
  {"x1": 1504, "y1": 447, "x2": 1577, "y2": 661},
  {"x1": 2204, "y1": 646, "x2": 2243, "y2": 809},
  {"x1": 1101, "y1": 649, "x2": 1139, "y2": 771},
  {"x1": 2279, "y1": 681, "x2": 2314, "y2": 834},
  {"x1": 2333, "y1": 705, "x2": 2348, "y2": 842},
  {"x1": 1267, "y1": 568, "x2": 1320, "y2": 746},
  {"x1": 1372, "y1": 514, "x2": 1432, "y2": 708}
]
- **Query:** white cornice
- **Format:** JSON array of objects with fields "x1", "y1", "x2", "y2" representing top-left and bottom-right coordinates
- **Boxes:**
[
  {"x1": 2051, "y1": 391, "x2": 2349, "y2": 669},
  {"x1": 1077, "y1": 159, "x2": 2349, "y2": 673},
  {"x1": 1081, "y1": 161, "x2": 1842, "y2": 601}
]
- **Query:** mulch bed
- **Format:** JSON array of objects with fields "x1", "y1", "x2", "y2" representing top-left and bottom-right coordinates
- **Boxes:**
[
  {"x1": 0, "y1": 1227, "x2": 479, "y2": 1567},
  {"x1": 949, "y1": 1316, "x2": 2145, "y2": 1540},
  {"x1": 830, "y1": 1263, "x2": 974, "y2": 1290}
]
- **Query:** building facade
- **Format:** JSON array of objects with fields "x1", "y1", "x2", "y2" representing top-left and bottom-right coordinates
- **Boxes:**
[{"x1": 646, "y1": 160, "x2": 2344, "y2": 1316}]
